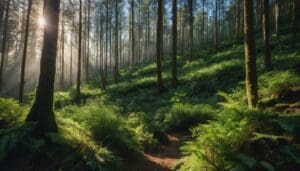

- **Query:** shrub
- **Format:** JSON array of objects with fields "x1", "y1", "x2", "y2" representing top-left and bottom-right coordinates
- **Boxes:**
[
  {"x1": 163, "y1": 103, "x2": 215, "y2": 131},
  {"x1": 58, "y1": 104, "x2": 141, "y2": 159},
  {"x1": 0, "y1": 98, "x2": 27, "y2": 128}
]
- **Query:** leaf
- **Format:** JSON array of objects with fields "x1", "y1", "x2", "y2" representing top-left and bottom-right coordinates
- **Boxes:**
[{"x1": 259, "y1": 161, "x2": 275, "y2": 171}]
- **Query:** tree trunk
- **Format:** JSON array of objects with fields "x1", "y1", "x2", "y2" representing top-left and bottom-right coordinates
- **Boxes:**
[
  {"x1": 293, "y1": 0, "x2": 299, "y2": 46},
  {"x1": 188, "y1": 0, "x2": 193, "y2": 62},
  {"x1": 172, "y1": 0, "x2": 178, "y2": 86},
  {"x1": 26, "y1": 0, "x2": 60, "y2": 134},
  {"x1": 86, "y1": 0, "x2": 90, "y2": 83},
  {"x1": 236, "y1": 0, "x2": 240, "y2": 42},
  {"x1": 156, "y1": 0, "x2": 165, "y2": 92},
  {"x1": 131, "y1": 0, "x2": 135, "y2": 66},
  {"x1": 19, "y1": 0, "x2": 33, "y2": 103},
  {"x1": 75, "y1": 0, "x2": 82, "y2": 103},
  {"x1": 215, "y1": 0, "x2": 218, "y2": 51},
  {"x1": 0, "y1": 0, "x2": 10, "y2": 92},
  {"x1": 114, "y1": 0, "x2": 119, "y2": 83},
  {"x1": 263, "y1": 0, "x2": 271, "y2": 69},
  {"x1": 244, "y1": 0, "x2": 258, "y2": 108},
  {"x1": 275, "y1": 0, "x2": 280, "y2": 39},
  {"x1": 61, "y1": 12, "x2": 65, "y2": 89}
]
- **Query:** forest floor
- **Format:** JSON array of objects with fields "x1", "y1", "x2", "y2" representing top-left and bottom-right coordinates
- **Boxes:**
[{"x1": 126, "y1": 132, "x2": 191, "y2": 171}]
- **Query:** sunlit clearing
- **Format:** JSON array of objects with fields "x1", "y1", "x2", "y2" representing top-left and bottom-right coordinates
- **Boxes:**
[{"x1": 38, "y1": 16, "x2": 46, "y2": 27}]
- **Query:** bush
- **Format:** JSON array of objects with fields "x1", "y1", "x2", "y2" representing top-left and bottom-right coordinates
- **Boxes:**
[
  {"x1": 58, "y1": 103, "x2": 141, "y2": 159},
  {"x1": 0, "y1": 98, "x2": 27, "y2": 128},
  {"x1": 162, "y1": 103, "x2": 215, "y2": 131}
]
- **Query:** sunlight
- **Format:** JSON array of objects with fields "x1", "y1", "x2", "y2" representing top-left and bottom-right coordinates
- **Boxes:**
[{"x1": 38, "y1": 16, "x2": 46, "y2": 27}]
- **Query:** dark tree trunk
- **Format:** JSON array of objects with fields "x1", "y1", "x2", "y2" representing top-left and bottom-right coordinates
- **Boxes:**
[
  {"x1": 75, "y1": 0, "x2": 82, "y2": 103},
  {"x1": 236, "y1": 0, "x2": 240, "y2": 42},
  {"x1": 156, "y1": 0, "x2": 165, "y2": 92},
  {"x1": 244, "y1": 0, "x2": 258, "y2": 108},
  {"x1": 26, "y1": 0, "x2": 60, "y2": 134},
  {"x1": 293, "y1": 0, "x2": 299, "y2": 46},
  {"x1": 215, "y1": 0, "x2": 218, "y2": 51},
  {"x1": 61, "y1": 13, "x2": 65, "y2": 89},
  {"x1": 275, "y1": 0, "x2": 280, "y2": 39},
  {"x1": 0, "y1": 0, "x2": 10, "y2": 92},
  {"x1": 114, "y1": 0, "x2": 119, "y2": 83},
  {"x1": 172, "y1": 0, "x2": 177, "y2": 87},
  {"x1": 19, "y1": 0, "x2": 33, "y2": 103},
  {"x1": 263, "y1": 0, "x2": 271, "y2": 69},
  {"x1": 86, "y1": 0, "x2": 90, "y2": 83},
  {"x1": 130, "y1": 0, "x2": 135, "y2": 66},
  {"x1": 188, "y1": 0, "x2": 193, "y2": 62}
]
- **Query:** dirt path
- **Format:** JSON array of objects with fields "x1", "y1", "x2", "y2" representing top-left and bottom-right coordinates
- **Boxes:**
[{"x1": 125, "y1": 132, "x2": 190, "y2": 171}]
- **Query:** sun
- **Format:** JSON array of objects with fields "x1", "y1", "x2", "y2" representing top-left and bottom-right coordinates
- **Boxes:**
[{"x1": 38, "y1": 16, "x2": 46, "y2": 27}]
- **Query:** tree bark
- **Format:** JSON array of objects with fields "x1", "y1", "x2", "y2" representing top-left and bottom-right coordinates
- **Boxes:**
[
  {"x1": 114, "y1": 0, "x2": 119, "y2": 83},
  {"x1": 263, "y1": 0, "x2": 271, "y2": 69},
  {"x1": 172, "y1": 0, "x2": 177, "y2": 87},
  {"x1": 0, "y1": 0, "x2": 10, "y2": 92},
  {"x1": 275, "y1": 0, "x2": 280, "y2": 39},
  {"x1": 26, "y1": 0, "x2": 60, "y2": 134},
  {"x1": 244, "y1": 0, "x2": 258, "y2": 108},
  {"x1": 19, "y1": 0, "x2": 33, "y2": 103},
  {"x1": 75, "y1": 0, "x2": 82, "y2": 103},
  {"x1": 236, "y1": 0, "x2": 240, "y2": 42},
  {"x1": 156, "y1": 0, "x2": 165, "y2": 92},
  {"x1": 188, "y1": 0, "x2": 193, "y2": 62}
]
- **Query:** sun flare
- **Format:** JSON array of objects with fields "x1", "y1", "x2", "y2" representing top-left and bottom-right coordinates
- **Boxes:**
[{"x1": 38, "y1": 16, "x2": 46, "y2": 27}]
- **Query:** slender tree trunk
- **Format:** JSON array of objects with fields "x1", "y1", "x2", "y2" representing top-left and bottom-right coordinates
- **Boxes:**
[
  {"x1": 263, "y1": 0, "x2": 271, "y2": 69},
  {"x1": 86, "y1": 0, "x2": 90, "y2": 83},
  {"x1": 0, "y1": 0, "x2": 10, "y2": 92},
  {"x1": 61, "y1": 13, "x2": 65, "y2": 89},
  {"x1": 202, "y1": 0, "x2": 205, "y2": 46},
  {"x1": 293, "y1": 0, "x2": 299, "y2": 46},
  {"x1": 156, "y1": 0, "x2": 165, "y2": 92},
  {"x1": 172, "y1": 0, "x2": 178, "y2": 86},
  {"x1": 75, "y1": 0, "x2": 82, "y2": 103},
  {"x1": 215, "y1": 0, "x2": 218, "y2": 51},
  {"x1": 244, "y1": 0, "x2": 258, "y2": 108},
  {"x1": 236, "y1": 0, "x2": 240, "y2": 42},
  {"x1": 275, "y1": 0, "x2": 280, "y2": 39},
  {"x1": 19, "y1": 0, "x2": 33, "y2": 103},
  {"x1": 131, "y1": 0, "x2": 135, "y2": 66},
  {"x1": 114, "y1": 0, "x2": 119, "y2": 83},
  {"x1": 188, "y1": 0, "x2": 193, "y2": 62},
  {"x1": 70, "y1": 29, "x2": 73, "y2": 86},
  {"x1": 26, "y1": 0, "x2": 60, "y2": 134},
  {"x1": 0, "y1": 0, "x2": 5, "y2": 28}
]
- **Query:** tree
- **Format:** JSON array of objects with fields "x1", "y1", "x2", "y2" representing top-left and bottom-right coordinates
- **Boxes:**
[
  {"x1": 26, "y1": 0, "x2": 60, "y2": 133},
  {"x1": 293, "y1": 0, "x2": 299, "y2": 46},
  {"x1": 130, "y1": 0, "x2": 135, "y2": 66},
  {"x1": 274, "y1": 0, "x2": 280, "y2": 39},
  {"x1": 215, "y1": 0, "x2": 218, "y2": 51},
  {"x1": 75, "y1": 0, "x2": 82, "y2": 103},
  {"x1": 114, "y1": 0, "x2": 119, "y2": 83},
  {"x1": 172, "y1": 0, "x2": 177, "y2": 86},
  {"x1": 235, "y1": 0, "x2": 240, "y2": 42},
  {"x1": 156, "y1": 0, "x2": 164, "y2": 92},
  {"x1": 263, "y1": 0, "x2": 270, "y2": 69},
  {"x1": 244, "y1": 0, "x2": 258, "y2": 108},
  {"x1": 19, "y1": 0, "x2": 33, "y2": 103},
  {"x1": 0, "y1": 0, "x2": 10, "y2": 92},
  {"x1": 187, "y1": 0, "x2": 193, "y2": 62}
]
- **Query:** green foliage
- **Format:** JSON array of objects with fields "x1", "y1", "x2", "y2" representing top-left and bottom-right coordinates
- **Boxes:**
[
  {"x1": 58, "y1": 103, "x2": 141, "y2": 158},
  {"x1": 0, "y1": 98, "x2": 27, "y2": 128},
  {"x1": 259, "y1": 70, "x2": 300, "y2": 99},
  {"x1": 161, "y1": 103, "x2": 214, "y2": 131}
]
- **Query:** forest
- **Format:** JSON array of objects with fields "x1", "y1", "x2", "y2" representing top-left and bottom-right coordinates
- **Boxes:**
[{"x1": 0, "y1": 0, "x2": 299, "y2": 170}]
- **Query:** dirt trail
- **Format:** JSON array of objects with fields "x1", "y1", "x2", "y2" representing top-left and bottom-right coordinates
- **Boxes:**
[{"x1": 125, "y1": 132, "x2": 190, "y2": 171}]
